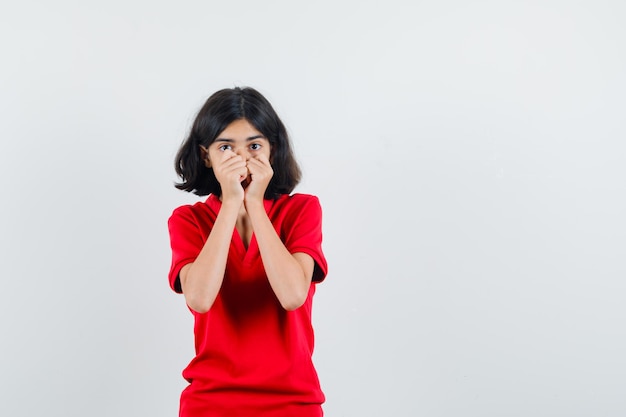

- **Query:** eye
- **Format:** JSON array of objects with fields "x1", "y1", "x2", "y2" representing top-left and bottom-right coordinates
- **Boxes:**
[
  {"x1": 218, "y1": 144, "x2": 232, "y2": 152},
  {"x1": 250, "y1": 143, "x2": 262, "y2": 151}
]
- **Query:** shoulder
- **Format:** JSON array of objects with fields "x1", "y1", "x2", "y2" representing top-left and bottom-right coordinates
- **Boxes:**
[
  {"x1": 272, "y1": 193, "x2": 322, "y2": 216},
  {"x1": 170, "y1": 204, "x2": 193, "y2": 218},
  {"x1": 272, "y1": 193, "x2": 323, "y2": 225},
  {"x1": 168, "y1": 197, "x2": 215, "y2": 224},
  {"x1": 169, "y1": 202, "x2": 198, "y2": 221},
  {"x1": 281, "y1": 193, "x2": 321, "y2": 208}
]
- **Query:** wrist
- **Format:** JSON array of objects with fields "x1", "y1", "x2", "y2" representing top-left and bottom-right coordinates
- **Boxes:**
[
  {"x1": 244, "y1": 198, "x2": 266, "y2": 216},
  {"x1": 220, "y1": 197, "x2": 243, "y2": 211}
]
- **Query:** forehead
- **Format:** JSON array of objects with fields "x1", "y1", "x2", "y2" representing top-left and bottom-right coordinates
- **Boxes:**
[{"x1": 218, "y1": 119, "x2": 265, "y2": 140}]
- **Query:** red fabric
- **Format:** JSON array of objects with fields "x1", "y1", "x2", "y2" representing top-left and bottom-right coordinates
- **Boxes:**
[{"x1": 168, "y1": 193, "x2": 328, "y2": 417}]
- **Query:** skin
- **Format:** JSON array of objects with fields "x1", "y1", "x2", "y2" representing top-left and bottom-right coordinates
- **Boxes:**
[{"x1": 179, "y1": 118, "x2": 314, "y2": 313}]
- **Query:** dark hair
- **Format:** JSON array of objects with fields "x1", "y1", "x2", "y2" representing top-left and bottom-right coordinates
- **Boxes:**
[{"x1": 174, "y1": 87, "x2": 301, "y2": 198}]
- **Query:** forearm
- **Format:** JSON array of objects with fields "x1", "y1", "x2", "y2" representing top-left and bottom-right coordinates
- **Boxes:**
[
  {"x1": 247, "y1": 202, "x2": 312, "y2": 311},
  {"x1": 181, "y1": 201, "x2": 240, "y2": 313}
]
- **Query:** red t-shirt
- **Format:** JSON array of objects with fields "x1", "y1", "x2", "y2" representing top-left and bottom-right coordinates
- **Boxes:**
[{"x1": 168, "y1": 193, "x2": 328, "y2": 417}]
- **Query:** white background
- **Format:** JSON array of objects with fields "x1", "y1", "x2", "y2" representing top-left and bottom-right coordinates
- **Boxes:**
[{"x1": 1, "y1": 1, "x2": 625, "y2": 416}]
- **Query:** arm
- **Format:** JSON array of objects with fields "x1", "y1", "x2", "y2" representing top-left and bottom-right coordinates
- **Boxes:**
[
  {"x1": 245, "y1": 155, "x2": 314, "y2": 311},
  {"x1": 247, "y1": 201, "x2": 315, "y2": 310},
  {"x1": 179, "y1": 200, "x2": 240, "y2": 313},
  {"x1": 180, "y1": 150, "x2": 247, "y2": 313}
]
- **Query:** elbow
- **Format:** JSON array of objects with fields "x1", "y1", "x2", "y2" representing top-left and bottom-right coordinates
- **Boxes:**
[
  {"x1": 185, "y1": 294, "x2": 213, "y2": 314},
  {"x1": 180, "y1": 272, "x2": 216, "y2": 314},
  {"x1": 281, "y1": 300, "x2": 304, "y2": 311},
  {"x1": 279, "y1": 289, "x2": 308, "y2": 311},
  {"x1": 189, "y1": 304, "x2": 211, "y2": 314}
]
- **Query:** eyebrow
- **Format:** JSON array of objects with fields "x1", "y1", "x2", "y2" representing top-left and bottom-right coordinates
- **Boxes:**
[{"x1": 214, "y1": 135, "x2": 266, "y2": 142}]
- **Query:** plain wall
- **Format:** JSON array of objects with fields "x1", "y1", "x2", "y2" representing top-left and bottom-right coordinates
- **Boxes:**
[{"x1": 1, "y1": 1, "x2": 625, "y2": 416}]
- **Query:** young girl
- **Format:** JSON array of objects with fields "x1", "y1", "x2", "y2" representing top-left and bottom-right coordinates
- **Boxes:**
[{"x1": 167, "y1": 87, "x2": 328, "y2": 417}]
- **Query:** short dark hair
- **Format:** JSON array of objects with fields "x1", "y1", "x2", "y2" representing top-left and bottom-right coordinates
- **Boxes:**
[{"x1": 174, "y1": 87, "x2": 301, "y2": 198}]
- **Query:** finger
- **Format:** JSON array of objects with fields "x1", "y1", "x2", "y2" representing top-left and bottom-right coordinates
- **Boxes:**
[
  {"x1": 219, "y1": 150, "x2": 239, "y2": 162},
  {"x1": 218, "y1": 156, "x2": 246, "y2": 172},
  {"x1": 246, "y1": 157, "x2": 265, "y2": 169},
  {"x1": 245, "y1": 160, "x2": 261, "y2": 176},
  {"x1": 223, "y1": 164, "x2": 248, "y2": 180},
  {"x1": 247, "y1": 158, "x2": 272, "y2": 175},
  {"x1": 255, "y1": 153, "x2": 271, "y2": 165}
]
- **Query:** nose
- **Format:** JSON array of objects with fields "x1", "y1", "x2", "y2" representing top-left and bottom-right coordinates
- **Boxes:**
[{"x1": 235, "y1": 147, "x2": 250, "y2": 160}]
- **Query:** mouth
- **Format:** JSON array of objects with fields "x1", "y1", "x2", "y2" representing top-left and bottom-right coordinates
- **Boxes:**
[{"x1": 240, "y1": 175, "x2": 251, "y2": 189}]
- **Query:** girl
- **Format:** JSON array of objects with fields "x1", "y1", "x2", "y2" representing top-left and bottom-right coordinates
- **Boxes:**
[{"x1": 167, "y1": 87, "x2": 328, "y2": 417}]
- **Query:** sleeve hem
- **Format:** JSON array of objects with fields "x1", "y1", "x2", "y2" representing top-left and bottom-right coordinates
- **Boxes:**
[
  {"x1": 169, "y1": 259, "x2": 194, "y2": 293},
  {"x1": 291, "y1": 247, "x2": 328, "y2": 283}
]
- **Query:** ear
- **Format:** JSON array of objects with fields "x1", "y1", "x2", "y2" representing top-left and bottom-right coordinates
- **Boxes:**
[{"x1": 199, "y1": 145, "x2": 211, "y2": 168}]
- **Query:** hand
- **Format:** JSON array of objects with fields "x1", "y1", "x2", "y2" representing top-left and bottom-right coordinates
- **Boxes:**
[
  {"x1": 244, "y1": 153, "x2": 273, "y2": 205},
  {"x1": 210, "y1": 150, "x2": 247, "y2": 203}
]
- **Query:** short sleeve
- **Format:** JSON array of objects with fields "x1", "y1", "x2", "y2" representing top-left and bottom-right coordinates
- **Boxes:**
[
  {"x1": 167, "y1": 206, "x2": 205, "y2": 293},
  {"x1": 283, "y1": 195, "x2": 328, "y2": 283}
]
